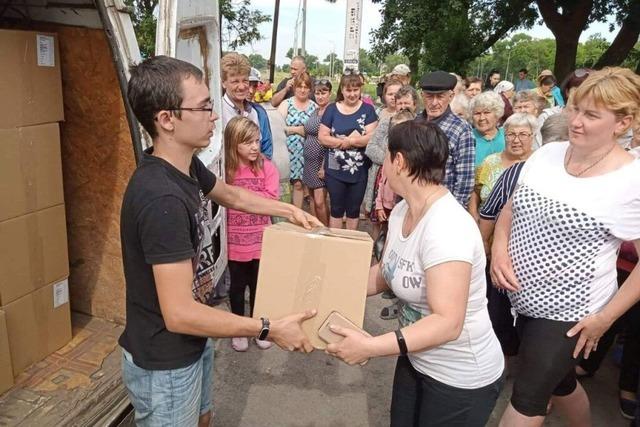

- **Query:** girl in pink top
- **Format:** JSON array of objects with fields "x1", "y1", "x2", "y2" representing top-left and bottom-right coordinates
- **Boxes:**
[{"x1": 225, "y1": 117, "x2": 280, "y2": 352}]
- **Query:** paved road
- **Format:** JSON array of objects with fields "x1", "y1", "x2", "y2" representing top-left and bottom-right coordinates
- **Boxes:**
[{"x1": 212, "y1": 293, "x2": 629, "y2": 426}]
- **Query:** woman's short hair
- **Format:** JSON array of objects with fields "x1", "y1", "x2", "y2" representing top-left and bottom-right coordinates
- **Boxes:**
[
  {"x1": 540, "y1": 113, "x2": 569, "y2": 144},
  {"x1": 570, "y1": 67, "x2": 640, "y2": 129},
  {"x1": 390, "y1": 109, "x2": 416, "y2": 126},
  {"x1": 503, "y1": 113, "x2": 538, "y2": 133},
  {"x1": 514, "y1": 91, "x2": 546, "y2": 113},
  {"x1": 450, "y1": 93, "x2": 470, "y2": 121},
  {"x1": 293, "y1": 71, "x2": 312, "y2": 89},
  {"x1": 560, "y1": 68, "x2": 592, "y2": 102},
  {"x1": 314, "y1": 77, "x2": 332, "y2": 92},
  {"x1": 394, "y1": 85, "x2": 418, "y2": 104},
  {"x1": 388, "y1": 121, "x2": 449, "y2": 185},
  {"x1": 221, "y1": 52, "x2": 251, "y2": 82},
  {"x1": 469, "y1": 91, "x2": 505, "y2": 120},
  {"x1": 464, "y1": 76, "x2": 483, "y2": 89}
]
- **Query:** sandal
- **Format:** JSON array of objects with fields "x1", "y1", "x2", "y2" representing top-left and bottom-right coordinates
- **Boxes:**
[{"x1": 380, "y1": 304, "x2": 398, "y2": 320}]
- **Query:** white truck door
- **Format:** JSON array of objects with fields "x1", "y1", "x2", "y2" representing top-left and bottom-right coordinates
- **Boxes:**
[{"x1": 156, "y1": 0, "x2": 228, "y2": 300}]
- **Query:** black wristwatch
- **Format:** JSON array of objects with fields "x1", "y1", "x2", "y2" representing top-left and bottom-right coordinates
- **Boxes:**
[{"x1": 257, "y1": 317, "x2": 270, "y2": 341}]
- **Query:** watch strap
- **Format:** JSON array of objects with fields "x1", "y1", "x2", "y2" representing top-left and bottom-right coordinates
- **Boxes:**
[{"x1": 258, "y1": 317, "x2": 270, "y2": 341}]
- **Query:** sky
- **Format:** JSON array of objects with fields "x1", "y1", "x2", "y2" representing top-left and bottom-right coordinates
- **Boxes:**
[{"x1": 234, "y1": 0, "x2": 618, "y2": 67}]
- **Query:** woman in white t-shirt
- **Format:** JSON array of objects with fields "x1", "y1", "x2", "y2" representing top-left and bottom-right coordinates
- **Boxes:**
[
  {"x1": 491, "y1": 67, "x2": 640, "y2": 426},
  {"x1": 327, "y1": 120, "x2": 504, "y2": 426}
]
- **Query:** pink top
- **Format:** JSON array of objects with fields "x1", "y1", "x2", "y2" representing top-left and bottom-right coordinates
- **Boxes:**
[
  {"x1": 375, "y1": 167, "x2": 396, "y2": 211},
  {"x1": 227, "y1": 158, "x2": 280, "y2": 261}
]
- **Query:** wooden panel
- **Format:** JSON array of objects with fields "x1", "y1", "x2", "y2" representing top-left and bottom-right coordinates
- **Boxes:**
[{"x1": 54, "y1": 26, "x2": 135, "y2": 323}]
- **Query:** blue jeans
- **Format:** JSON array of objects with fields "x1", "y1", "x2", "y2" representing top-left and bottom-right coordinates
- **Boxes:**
[{"x1": 121, "y1": 339, "x2": 214, "y2": 426}]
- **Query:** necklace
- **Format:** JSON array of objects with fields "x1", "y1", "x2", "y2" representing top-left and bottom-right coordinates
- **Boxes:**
[
  {"x1": 565, "y1": 144, "x2": 616, "y2": 177},
  {"x1": 403, "y1": 187, "x2": 442, "y2": 236}
]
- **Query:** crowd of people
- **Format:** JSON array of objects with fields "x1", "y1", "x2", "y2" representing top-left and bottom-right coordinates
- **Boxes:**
[{"x1": 117, "y1": 49, "x2": 640, "y2": 427}]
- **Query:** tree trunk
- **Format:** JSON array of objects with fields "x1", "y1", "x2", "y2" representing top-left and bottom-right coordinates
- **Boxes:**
[
  {"x1": 536, "y1": 0, "x2": 592, "y2": 82},
  {"x1": 594, "y1": 4, "x2": 640, "y2": 69}
]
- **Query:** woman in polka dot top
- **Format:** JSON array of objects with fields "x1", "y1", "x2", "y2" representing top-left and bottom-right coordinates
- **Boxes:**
[{"x1": 490, "y1": 67, "x2": 640, "y2": 426}]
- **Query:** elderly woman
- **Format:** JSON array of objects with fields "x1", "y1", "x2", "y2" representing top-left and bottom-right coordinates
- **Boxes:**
[
  {"x1": 319, "y1": 72, "x2": 378, "y2": 230},
  {"x1": 470, "y1": 91, "x2": 506, "y2": 169},
  {"x1": 327, "y1": 120, "x2": 504, "y2": 426},
  {"x1": 494, "y1": 81, "x2": 515, "y2": 125},
  {"x1": 492, "y1": 67, "x2": 640, "y2": 426},
  {"x1": 469, "y1": 113, "x2": 537, "y2": 221},
  {"x1": 277, "y1": 71, "x2": 317, "y2": 209}
]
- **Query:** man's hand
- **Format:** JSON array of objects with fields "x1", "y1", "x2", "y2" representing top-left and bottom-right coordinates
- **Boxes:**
[
  {"x1": 288, "y1": 207, "x2": 323, "y2": 229},
  {"x1": 269, "y1": 309, "x2": 317, "y2": 353},
  {"x1": 285, "y1": 78, "x2": 295, "y2": 90}
]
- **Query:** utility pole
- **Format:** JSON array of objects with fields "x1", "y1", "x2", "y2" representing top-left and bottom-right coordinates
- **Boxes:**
[
  {"x1": 268, "y1": 0, "x2": 281, "y2": 83},
  {"x1": 301, "y1": 0, "x2": 307, "y2": 57}
]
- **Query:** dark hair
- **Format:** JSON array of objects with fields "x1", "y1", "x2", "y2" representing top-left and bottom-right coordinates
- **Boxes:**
[
  {"x1": 388, "y1": 121, "x2": 448, "y2": 185},
  {"x1": 519, "y1": 68, "x2": 528, "y2": 74},
  {"x1": 314, "y1": 78, "x2": 332, "y2": 92},
  {"x1": 335, "y1": 73, "x2": 363, "y2": 102},
  {"x1": 394, "y1": 85, "x2": 418, "y2": 104},
  {"x1": 538, "y1": 75, "x2": 555, "y2": 87},
  {"x1": 127, "y1": 55, "x2": 204, "y2": 139},
  {"x1": 560, "y1": 68, "x2": 592, "y2": 103},
  {"x1": 485, "y1": 69, "x2": 500, "y2": 88}
]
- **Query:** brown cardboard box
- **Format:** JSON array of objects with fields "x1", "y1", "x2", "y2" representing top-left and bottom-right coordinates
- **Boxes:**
[
  {"x1": 3, "y1": 279, "x2": 72, "y2": 376},
  {"x1": 0, "y1": 123, "x2": 64, "y2": 222},
  {"x1": 253, "y1": 223, "x2": 373, "y2": 349},
  {"x1": 0, "y1": 310, "x2": 14, "y2": 394},
  {"x1": 0, "y1": 30, "x2": 64, "y2": 128},
  {"x1": 0, "y1": 205, "x2": 69, "y2": 305}
]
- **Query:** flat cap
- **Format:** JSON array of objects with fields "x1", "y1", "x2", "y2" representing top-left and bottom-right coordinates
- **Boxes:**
[{"x1": 419, "y1": 71, "x2": 457, "y2": 92}]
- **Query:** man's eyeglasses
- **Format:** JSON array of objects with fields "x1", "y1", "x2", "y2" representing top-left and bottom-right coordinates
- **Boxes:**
[
  {"x1": 506, "y1": 132, "x2": 532, "y2": 141},
  {"x1": 165, "y1": 106, "x2": 214, "y2": 114}
]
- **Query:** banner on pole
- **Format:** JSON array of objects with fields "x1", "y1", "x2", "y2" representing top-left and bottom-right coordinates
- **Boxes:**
[{"x1": 343, "y1": 0, "x2": 362, "y2": 72}]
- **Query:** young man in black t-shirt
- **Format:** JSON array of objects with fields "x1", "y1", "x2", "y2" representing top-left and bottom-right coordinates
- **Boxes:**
[{"x1": 120, "y1": 56, "x2": 320, "y2": 426}]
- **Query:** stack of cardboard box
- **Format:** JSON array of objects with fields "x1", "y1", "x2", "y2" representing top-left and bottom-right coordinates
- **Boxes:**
[{"x1": 0, "y1": 29, "x2": 72, "y2": 394}]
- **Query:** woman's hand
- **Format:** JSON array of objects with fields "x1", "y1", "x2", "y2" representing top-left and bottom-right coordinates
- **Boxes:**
[
  {"x1": 325, "y1": 325, "x2": 373, "y2": 365},
  {"x1": 338, "y1": 138, "x2": 352, "y2": 150},
  {"x1": 376, "y1": 208, "x2": 387, "y2": 222},
  {"x1": 567, "y1": 312, "x2": 614, "y2": 359},
  {"x1": 490, "y1": 242, "x2": 519, "y2": 292},
  {"x1": 318, "y1": 167, "x2": 325, "y2": 180}
]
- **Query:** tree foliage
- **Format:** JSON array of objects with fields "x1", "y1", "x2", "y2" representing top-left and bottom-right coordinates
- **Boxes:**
[
  {"x1": 370, "y1": 0, "x2": 638, "y2": 80},
  {"x1": 125, "y1": 0, "x2": 271, "y2": 58}
]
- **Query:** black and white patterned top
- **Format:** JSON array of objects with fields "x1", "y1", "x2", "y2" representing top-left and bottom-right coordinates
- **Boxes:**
[{"x1": 508, "y1": 141, "x2": 640, "y2": 322}]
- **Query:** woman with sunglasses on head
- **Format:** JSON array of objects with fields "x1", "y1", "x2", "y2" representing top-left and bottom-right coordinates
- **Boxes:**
[
  {"x1": 319, "y1": 72, "x2": 378, "y2": 230},
  {"x1": 301, "y1": 78, "x2": 332, "y2": 225},
  {"x1": 492, "y1": 67, "x2": 640, "y2": 427}
]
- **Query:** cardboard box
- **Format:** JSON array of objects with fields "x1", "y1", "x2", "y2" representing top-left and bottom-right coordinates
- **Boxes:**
[
  {"x1": 0, "y1": 123, "x2": 64, "y2": 222},
  {"x1": 253, "y1": 223, "x2": 373, "y2": 349},
  {"x1": 0, "y1": 310, "x2": 14, "y2": 394},
  {"x1": 0, "y1": 205, "x2": 69, "y2": 305},
  {"x1": 0, "y1": 30, "x2": 64, "y2": 128},
  {"x1": 3, "y1": 279, "x2": 72, "y2": 376}
]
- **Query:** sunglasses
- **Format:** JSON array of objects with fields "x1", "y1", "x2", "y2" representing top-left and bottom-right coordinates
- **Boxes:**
[
  {"x1": 574, "y1": 68, "x2": 590, "y2": 78},
  {"x1": 315, "y1": 78, "x2": 331, "y2": 86}
]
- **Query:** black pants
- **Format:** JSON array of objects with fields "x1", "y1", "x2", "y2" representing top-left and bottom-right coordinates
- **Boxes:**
[
  {"x1": 579, "y1": 269, "x2": 640, "y2": 393},
  {"x1": 228, "y1": 259, "x2": 260, "y2": 317},
  {"x1": 390, "y1": 356, "x2": 503, "y2": 427},
  {"x1": 485, "y1": 264, "x2": 519, "y2": 356}
]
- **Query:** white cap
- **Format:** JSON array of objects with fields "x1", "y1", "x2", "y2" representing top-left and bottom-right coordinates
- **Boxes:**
[
  {"x1": 391, "y1": 64, "x2": 411, "y2": 76},
  {"x1": 249, "y1": 67, "x2": 261, "y2": 82},
  {"x1": 494, "y1": 80, "x2": 514, "y2": 94}
]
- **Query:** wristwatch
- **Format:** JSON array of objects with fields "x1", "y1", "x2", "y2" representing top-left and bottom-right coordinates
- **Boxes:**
[{"x1": 257, "y1": 317, "x2": 270, "y2": 341}]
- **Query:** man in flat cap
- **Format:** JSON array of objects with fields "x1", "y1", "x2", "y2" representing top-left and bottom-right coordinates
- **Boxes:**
[{"x1": 417, "y1": 70, "x2": 475, "y2": 208}]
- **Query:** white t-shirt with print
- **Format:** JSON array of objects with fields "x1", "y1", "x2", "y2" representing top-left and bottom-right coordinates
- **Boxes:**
[
  {"x1": 509, "y1": 141, "x2": 640, "y2": 322},
  {"x1": 382, "y1": 193, "x2": 504, "y2": 389}
]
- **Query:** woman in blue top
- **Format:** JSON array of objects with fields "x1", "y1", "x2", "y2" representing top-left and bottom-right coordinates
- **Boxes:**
[{"x1": 319, "y1": 73, "x2": 378, "y2": 230}]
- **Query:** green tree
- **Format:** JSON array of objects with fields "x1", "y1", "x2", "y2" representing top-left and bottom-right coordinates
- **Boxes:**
[
  {"x1": 125, "y1": 0, "x2": 271, "y2": 58},
  {"x1": 248, "y1": 53, "x2": 268, "y2": 70},
  {"x1": 358, "y1": 49, "x2": 379, "y2": 75},
  {"x1": 323, "y1": 53, "x2": 344, "y2": 76}
]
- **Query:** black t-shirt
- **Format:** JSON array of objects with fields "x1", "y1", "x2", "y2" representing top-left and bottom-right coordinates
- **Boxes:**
[{"x1": 118, "y1": 149, "x2": 217, "y2": 370}]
